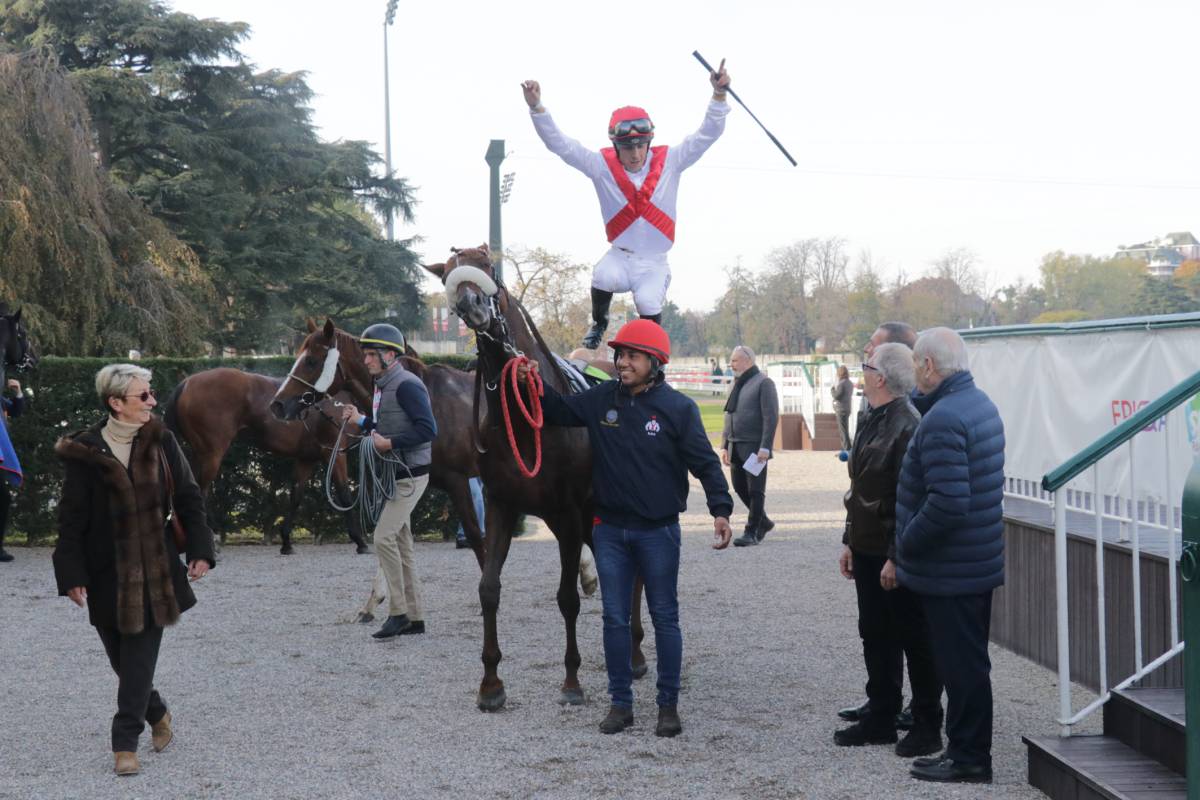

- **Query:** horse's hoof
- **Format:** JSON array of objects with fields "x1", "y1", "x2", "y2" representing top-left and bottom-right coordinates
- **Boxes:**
[
  {"x1": 477, "y1": 688, "x2": 507, "y2": 712},
  {"x1": 355, "y1": 612, "x2": 375, "y2": 624},
  {"x1": 559, "y1": 687, "x2": 585, "y2": 706},
  {"x1": 280, "y1": 545, "x2": 295, "y2": 556},
  {"x1": 632, "y1": 662, "x2": 649, "y2": 680},
  {"x1": 355, "y1": 545, "x2": 370, "y2": 555}
]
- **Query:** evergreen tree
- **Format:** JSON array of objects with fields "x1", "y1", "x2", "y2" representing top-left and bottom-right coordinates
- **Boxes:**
[{"x1": 1, "y1": 0, "x2": 422, "y2": 352}]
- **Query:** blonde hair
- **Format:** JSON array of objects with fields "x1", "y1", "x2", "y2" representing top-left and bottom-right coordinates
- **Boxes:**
[{"x1": 95, "y1": 363, "x2": 152, "y2": 416}]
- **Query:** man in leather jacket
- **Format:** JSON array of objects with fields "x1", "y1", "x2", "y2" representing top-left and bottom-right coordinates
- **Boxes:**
[{"x1": 835, "y1": 343, "x2": 943, "y2": 758}]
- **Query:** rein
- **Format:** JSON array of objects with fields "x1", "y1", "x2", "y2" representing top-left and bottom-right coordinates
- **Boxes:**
[{"x1": 499, "y1": 355, "x2": 543, "y2": 478}]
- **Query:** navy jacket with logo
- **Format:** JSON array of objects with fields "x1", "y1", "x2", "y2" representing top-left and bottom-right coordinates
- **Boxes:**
[{"x1": 540, "y1": 376, "x2": 733, "y2": 530}]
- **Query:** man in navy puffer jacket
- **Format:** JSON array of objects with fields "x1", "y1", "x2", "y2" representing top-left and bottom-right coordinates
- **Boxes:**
[{"x1": 895, "y1": 327, "x2": 1005, "y2": 785}]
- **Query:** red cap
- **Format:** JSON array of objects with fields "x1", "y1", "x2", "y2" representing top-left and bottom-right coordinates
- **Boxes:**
[
  {"x1": 607, "y1": 106, "x2": 654, "y2": 143},
  {"x1": 608, "y1": 319, "x2": 670, "y2": 364}
]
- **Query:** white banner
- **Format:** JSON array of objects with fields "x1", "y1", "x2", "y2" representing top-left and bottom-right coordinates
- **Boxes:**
[{"x1": 965, "y1": 325, "x2": 1200, "y2": 521}]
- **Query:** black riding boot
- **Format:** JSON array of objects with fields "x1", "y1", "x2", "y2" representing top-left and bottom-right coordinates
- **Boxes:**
[
  {"x1": 640, "y1": 313, "x2": 663, "y2": 325},
  {"x1": 582, "y1": 288, "x2": 613, "y2": 350}
]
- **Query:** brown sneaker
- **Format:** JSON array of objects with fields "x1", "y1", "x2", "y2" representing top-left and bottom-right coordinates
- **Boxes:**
[
  {"x1": 114, "y1": 751, "x2": 140, "y2": 776},
  {"x1": 150, "y1": 711, "x2": 173, "y2": 753},
  {"x1": 598, "y1": 705, "x2": 634, "y2": 734}
]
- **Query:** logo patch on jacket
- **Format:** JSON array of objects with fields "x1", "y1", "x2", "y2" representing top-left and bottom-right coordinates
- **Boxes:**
[
  {"x1": 602, "y1": 408, "x2": 619, "y2": 427},
  {"x1": 644, "y1": 416, "x2": 661, "y2": 436}
]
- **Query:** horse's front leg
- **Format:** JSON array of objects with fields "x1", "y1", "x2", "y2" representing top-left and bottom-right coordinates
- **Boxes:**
[
  {"x1": 631, "y1": 574, "x2": 649, "y2": 680},
  {"x1": 478, "y1": 503, "x2": 517, "y2": 711},
  {"x1": 356, "y1": 566, "x2": 386, "y2": 623},
  {"x1": 550, "y1": 515, "x2": 584, "y2": 705},
  {"x1": 333, "y1": 451, "x2": 369, "y2": 554}
]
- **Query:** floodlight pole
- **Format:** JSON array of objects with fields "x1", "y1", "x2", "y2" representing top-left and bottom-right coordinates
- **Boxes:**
[
  {"x1": 383, "y1": 0, "x2": 398, "y2": 240},
  {"x1": 485, "y1": 139, "x2": 506, "y2": 281}
]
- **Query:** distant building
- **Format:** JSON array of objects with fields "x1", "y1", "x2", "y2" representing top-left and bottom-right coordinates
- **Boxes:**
[{"x1": 1117, "y1": 231, "x2": 1199, "y2": 278}]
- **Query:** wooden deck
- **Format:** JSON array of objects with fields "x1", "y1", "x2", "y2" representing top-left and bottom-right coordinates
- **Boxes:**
[
  {"x1": 1026, "y1": 735, "x2": 1187, "y2": 799},
  {"x1": 992, "y1": 504, "x2": 1184, "y2": 692}
]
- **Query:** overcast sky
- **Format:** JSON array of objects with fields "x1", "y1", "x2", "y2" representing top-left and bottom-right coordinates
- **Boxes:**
[{"x1": 171, "y1": 0, "x2": 1199, "y2": 311}]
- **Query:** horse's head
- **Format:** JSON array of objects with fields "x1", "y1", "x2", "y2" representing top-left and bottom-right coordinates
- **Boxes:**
[
  {"x1": 424, "y1": 244, "x2": 504, "y2": 333},
  {"x1": 270, "y1": 318, "x2": 345, "y2": 421},
  {"x1": 0, "y1": 309, "x2": 38, "y2": 372}
]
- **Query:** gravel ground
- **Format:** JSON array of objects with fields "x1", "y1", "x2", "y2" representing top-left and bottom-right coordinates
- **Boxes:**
[{"x1": 0, "y1": 450, "x2": 1099, "y2": 800}]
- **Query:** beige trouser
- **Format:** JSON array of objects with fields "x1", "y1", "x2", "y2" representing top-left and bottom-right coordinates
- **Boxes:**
[{"x1": 373, "y1": 474, "x2": 429, "y2": 619}]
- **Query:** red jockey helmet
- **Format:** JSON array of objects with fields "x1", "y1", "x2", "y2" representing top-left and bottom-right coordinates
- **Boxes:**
[
  {"x1": 608, "y1": 106, "x2": 655, "y2": 145},
  {"x1": 608, "y1": 319, "x2": 670, "y2": 365}
]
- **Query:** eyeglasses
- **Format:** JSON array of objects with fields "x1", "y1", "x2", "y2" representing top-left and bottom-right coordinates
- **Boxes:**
[
  {"x1": 862, "y1": 363, "x2": 880, "y2": 373},
  {"x1": 610, "y1": 118, "x2": 654, "y2": 139},
  {"x1": 121, "y1": 389, "x2": 156, "y2": 402}
]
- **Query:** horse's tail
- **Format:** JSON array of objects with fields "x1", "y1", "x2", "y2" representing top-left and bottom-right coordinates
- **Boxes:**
[{"x1": 162, "y1": 379, "x2": 187, "y2": 437}]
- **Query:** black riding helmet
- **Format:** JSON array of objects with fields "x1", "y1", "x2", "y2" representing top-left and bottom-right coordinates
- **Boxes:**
[{"x1": 359, "y1": 323, "x2": 406, "y2": 353}]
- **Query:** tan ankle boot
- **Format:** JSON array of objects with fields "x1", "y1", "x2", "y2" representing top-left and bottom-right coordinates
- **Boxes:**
[
  {"x1": 150, "y1": 711, "x2": 173, "y2": 752},
  {"x1": 114, "y1": 751, "x2": 140, "y2": 776}
]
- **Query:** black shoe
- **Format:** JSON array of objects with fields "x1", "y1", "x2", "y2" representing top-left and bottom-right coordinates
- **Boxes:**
[
  {"x1": 655, "y1": 705, "x2": 682, "y2": 738},
  {"x1": 0, "y1": 547, "x2": 12, "y2": 563},
  {"x1": 397, "y1": 620, "x2": 425, "y2": 635},
  {"x1": 733, "y1": 533, "x2": 759, "y2": 547},
  {"x1": 582, "y1": 288, "x2": 613, "y2": 350},
  {"x1": 895, "y1": 727, "x2": 943, "y2": 757},
  {"x1": 896, "y1": 702, "x2": 915, "y2": 730},
  {"x1": 582, "y1": 322, "x2": 607, "y2": 351},
  {"x1": 598, "y1": 705, "x2": 634, "y2": 734},
  {"x1": 756, "y1": 519, "x2": 775, "y2": 543},
  {"x1": 910, "y1": 756, "x2": 992, "y2": 784},
  {"x1": 455, "y1": 538, "x2": 471, "y2": 549},
  {"x1": 838, "y1": 700, "x2": 871, "y2": 722},
  {"x1": 371, "y1": 614, "x2": 411, "y2": 640},
  {"x1": 834, "y1": 719, "x2": 898, "y2": 747},
  {"x1": 912, "y1": 753, "x2": 947, "y2": 768}
]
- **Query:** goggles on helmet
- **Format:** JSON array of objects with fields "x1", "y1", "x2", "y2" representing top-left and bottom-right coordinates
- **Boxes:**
[{"x1": 609, "y1": 117, "x2": 654, "y2": 140}]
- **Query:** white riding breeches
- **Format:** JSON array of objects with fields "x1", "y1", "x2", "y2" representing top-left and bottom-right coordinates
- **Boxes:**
[{"x1": 591, "y1": 248, "x2": 671, "y2": 316}]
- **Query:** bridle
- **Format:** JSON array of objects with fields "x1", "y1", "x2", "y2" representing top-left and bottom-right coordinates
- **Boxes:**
[{"x1": 280, "y1": 343, "x2": 343, "y2": 411}]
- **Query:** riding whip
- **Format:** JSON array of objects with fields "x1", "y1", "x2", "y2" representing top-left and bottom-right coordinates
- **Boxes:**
[{"x1": 693, "y1": 51, "x2": 797, "y2": 167}]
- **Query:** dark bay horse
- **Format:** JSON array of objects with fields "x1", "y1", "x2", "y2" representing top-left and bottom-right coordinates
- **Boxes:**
[
  {"x1": 163, "y1": 368, "x2": 368, "y2": 555},
  {"x1": 427, "y1": 245, "x2": 650, "y2": 710},
  {"x1": 268, "y1": 320, "x2": 488, "y2": 567},
  {"x1": 0, "y1": 308, "x2": 38, "y2": 385}
]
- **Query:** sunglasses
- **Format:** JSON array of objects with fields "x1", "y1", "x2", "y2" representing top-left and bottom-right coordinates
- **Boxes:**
[
  {"x1": 611, "y1": 118, "x2": 654, "y2": 139},
  {"x1": 121, "y1": 389, "x2": 156, "y2": 402}
]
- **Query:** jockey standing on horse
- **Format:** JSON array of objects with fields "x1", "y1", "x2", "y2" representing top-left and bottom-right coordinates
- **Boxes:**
[{"x1": 522, "y1": 60, "x2": 732, "y2": 349}]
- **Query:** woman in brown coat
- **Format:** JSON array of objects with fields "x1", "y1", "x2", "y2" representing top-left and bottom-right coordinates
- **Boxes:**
[{"x1": 52, "y1": 364, "x2": 215, "y2": 776}]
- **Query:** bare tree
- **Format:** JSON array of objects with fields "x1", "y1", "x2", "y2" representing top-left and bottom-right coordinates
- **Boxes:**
[{"x1": 505, "y1": 246, "x2": 591, "y2": 352}]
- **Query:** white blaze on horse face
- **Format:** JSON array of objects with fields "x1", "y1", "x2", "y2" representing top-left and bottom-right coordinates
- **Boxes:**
[
  {"x1": 314, "y1": 347, "x2": 340, "y2": 393},
  {"x1": 443, "y1": 264, "x2": 499, "y2": 306}
]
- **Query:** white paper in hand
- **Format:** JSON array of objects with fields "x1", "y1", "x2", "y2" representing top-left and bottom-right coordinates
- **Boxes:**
[{"x1": 742, "y1": 452, "x2": 766, "y2": 477}]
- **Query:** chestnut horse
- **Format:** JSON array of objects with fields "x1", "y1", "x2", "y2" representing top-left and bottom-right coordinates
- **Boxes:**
[
  {"x1": 426, "y1": 245, "x2": 648, "y2": 710},
  {"x1": 268, "y1": 320, "x2": 488, "y2": 566},
  {"x1": 163, "y1": 368, "x2": 368, "y2": 555}
]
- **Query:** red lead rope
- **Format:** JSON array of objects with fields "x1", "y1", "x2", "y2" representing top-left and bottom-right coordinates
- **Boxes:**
[{"x1": 499, "y1": 356, "x2": 544, "y2": 478}]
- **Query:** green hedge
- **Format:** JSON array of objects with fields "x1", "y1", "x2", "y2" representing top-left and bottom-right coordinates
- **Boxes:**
[{"x1": 7, "y1": 354, "x2": 474, "y2": 545}]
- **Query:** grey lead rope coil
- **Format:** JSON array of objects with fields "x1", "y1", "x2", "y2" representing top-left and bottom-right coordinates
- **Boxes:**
[{"x1": 324, "y1": 415, "x2": 417, "y2": 534}]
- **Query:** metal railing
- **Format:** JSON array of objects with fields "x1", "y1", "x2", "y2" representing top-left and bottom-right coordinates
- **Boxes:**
[
  {"x1": 1042, "y1": 368, "x2": 1200, "y2": 735},
  {"x1": 1181, "y1": 460, "x2": 1199, "y2": 799}
]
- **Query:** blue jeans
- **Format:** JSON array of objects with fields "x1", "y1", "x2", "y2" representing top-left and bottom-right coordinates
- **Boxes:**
[
  {"x1": 592, "y1": 522, "x2": 682, "y2": 709},
  {"x1": 456, "y1": 478, "x2": 485, "y2": 542}
]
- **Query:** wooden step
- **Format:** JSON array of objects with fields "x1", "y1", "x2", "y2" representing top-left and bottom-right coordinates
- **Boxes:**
[
  {"x1": 1025, "y1": 735, "x2": 1186, "y2": 799},
  {"x1": 1103, "y1": 688, "x2": 1186, "y2": 775}
]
